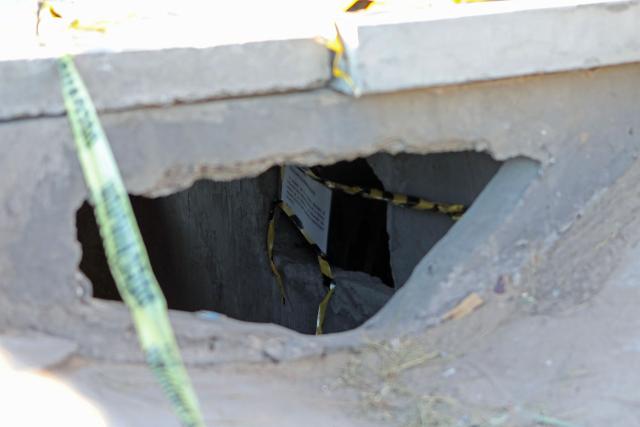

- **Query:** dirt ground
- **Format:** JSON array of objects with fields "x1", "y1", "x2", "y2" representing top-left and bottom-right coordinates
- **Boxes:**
[
  {"x1": 4, "y1": 157, "x2": 640, "y2": 427},
  {"x1": 3, "y1": 0, "x2": 640, "y2": 425},
  {"x1": 3, "y1": 247, "x2": 640, "y2": 427}
]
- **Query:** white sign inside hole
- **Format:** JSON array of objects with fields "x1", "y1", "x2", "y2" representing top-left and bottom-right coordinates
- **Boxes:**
[{"x1": 281, "y1": 166, "x2": 332, "y2": 254}]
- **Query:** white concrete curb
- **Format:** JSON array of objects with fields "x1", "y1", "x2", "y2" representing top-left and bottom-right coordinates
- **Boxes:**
[{"x1": 332, "y1": 0, "x2": 640, "y2": 95}]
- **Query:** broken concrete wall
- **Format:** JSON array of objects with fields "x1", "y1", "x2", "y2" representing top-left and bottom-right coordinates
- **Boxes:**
[
  {"x1": 78, "y1": 169, "x2": 282, "y2": 320},
  {"x1": 77, "y1": 166, "x2": 393, "y2": 334},
  {"x1": 367, "y1": 152, "x2": 501, "y2": 287},
  {"x1": 2, "y1": 61, "x2": 640, "y2": 363},
  {"x1": 273, "y1": 210, "x2": 395, "y2": 334},
  {"x1": 3, "y1": 4, "x2": 640, "y2": 424}
]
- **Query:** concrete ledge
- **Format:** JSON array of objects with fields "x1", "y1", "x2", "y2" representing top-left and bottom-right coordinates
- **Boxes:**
[
  {"x1": 0, "y1": 42, "x2": 331, "y2": 122},
  {"x1": 0, "y1": 41, "x2": 330, "y2": 122},
  {"x1": 1, "y1": 62, "x2": 639, "y2": 362},
  {"x1": 334, "y1": 0, "x2": 640, "y2": 94},
  {"x1": 5, "y1": 0, "x2": 639, "y2": 121},
  {"x1": 0, "y1": 0, "x2": 332, "y2": 121},
  {"x1": 366, "y1": 157, "x2": 540, "y2": 332}
]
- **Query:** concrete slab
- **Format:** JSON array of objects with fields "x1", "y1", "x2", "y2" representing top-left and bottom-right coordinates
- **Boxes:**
[
  {"x1": 332, "y1": 0, "x2": 640, "y2": 95},
  {"x1": 3, "y1": 3, "x2": 640, "y2": 425},
  {"x1": 6, "y1": 0, "x2": 639, "y2": 122},
  {"x1": 0, "y1": 0, "x2": 332, "y2": 121},
  {"x1": 1, "y1": 61, "x2": 639, "y2": 363}
]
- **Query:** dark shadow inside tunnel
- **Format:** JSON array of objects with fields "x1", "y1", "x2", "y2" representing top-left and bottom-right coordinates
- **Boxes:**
[{"x1": 76, "y1": 152, "x2": 502, "y2": 334}]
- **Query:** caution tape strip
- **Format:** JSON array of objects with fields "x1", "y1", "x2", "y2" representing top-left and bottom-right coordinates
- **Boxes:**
[
  {"x1": 325, "y1": 26, "x2": 357, "y2": 94},
  {"x1": 267, "y1": 166, "x2": 467, "y2": 334},
  {"x1": 344, "y1": 0, "x2": 375, "y2": 12},
  {"x1": 302, "y1": 167, "x2": 467, "y2": 220},
  {"x1": 266, "y1": 204, "x2": 287, "y2": 305},
  {"x1": 58, "y1": 55, "x2": 205, "y2": 427},
  {"x1": 267, "y1": 201, "x2": 336, "y2": 335}
]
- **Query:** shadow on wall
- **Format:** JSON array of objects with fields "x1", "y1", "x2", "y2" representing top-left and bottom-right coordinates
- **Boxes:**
[{"x1": 76, "y1": 152, "x2": 501, "y2": 334}]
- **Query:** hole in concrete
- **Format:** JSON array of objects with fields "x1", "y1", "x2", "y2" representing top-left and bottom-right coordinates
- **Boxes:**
[
  {"x1": 320, "y1": 158, "x2": 395, "y2": 287},
  {"x1": 76, "y1": 151, "x2": 501, "y2": 334}
]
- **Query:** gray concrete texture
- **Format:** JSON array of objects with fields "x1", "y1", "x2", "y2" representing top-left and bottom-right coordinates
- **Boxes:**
[
  {"x1": 367, "y1": 152, "x2": 501, "y2": 287},
  {"x1": 77, "y1": 168, "x2": 393, "y2": 335},
  {"x1": 1, "y1": 0, "x2": 333, "y2": 121},
  {"x1": 7, "y1": 0, "x2": 639, "y2": 120},
  {"x1": 2, "y1": 60, "x2": 639, "y2": 365},
  {"x1": 334, "y1": 0, "x2": 640, "y2": 95},
  {"x1": 2, "y1": 2, "x2": 640, "y2": 425}
]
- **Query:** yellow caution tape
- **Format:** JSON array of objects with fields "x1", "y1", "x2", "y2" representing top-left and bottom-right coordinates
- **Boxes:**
[
  {"x1": 302, "y1": 167, "x2": 467, "y2": 220},
  {"x1": 267, "y1": 165, "x2": 468, "y2": 334},
  {"x1": 267, "y1": 201, "x2": 336, "y2": 335},
  {"x1": 343, "y1": 0, "x2": 376, "y2": 12},
  {"x1": 58, "y1": 55, "x2": 205, "y2": 427},
  {"x1": 316, "y1": 283, "x2": 336, "y2": 335},
  {"x1": 267, "y1": 205, "x2": 287, "y2": 304},
  {"x1": 324, "y1": 26, "x2": 359, "y2": 95}
]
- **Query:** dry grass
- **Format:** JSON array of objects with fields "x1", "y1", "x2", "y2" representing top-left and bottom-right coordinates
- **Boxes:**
[
  {"x1": 337, "y1": 337, "x2": 581, "y2": 427},
  {"x1": 337, "y1": 337, "x2": 468, "y2": 425}
]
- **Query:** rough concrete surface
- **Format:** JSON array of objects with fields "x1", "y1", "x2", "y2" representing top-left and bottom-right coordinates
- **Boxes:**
[
  {"x1": 368, "y1": 152, "x2": 501, "y2": 287},
  {"x1": 5, "y1": 155, "x2": 640, "y2": 425},
  {"x1": 0, "y1": 40, "x2": 330, "y2": 121},
  {"x1": 1, "y1": 0, "x2": 332, "y2": 121},
  {"x1": 78, "y1": 170, "x2": 284, "y2": 320},
  {"x1": 1, "y1": 61, "x2": 640, "y2": 364},
  {"x1": 7, "y1": 154, "x2": 640, "y2": 426},
  {"x1": 2, "y1": 2, "x2": 640, "y2": 424},
  {"x1": 335, "y1": 0, "x2": 640, "y2": 95},
  {"x1": 78, "y1": 166, "x2": 393, "y2": 335}
]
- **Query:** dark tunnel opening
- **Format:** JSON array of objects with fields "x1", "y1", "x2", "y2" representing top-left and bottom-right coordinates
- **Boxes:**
[{"x1": 77, "y1": 152, "x2": 502, "y2": 334}]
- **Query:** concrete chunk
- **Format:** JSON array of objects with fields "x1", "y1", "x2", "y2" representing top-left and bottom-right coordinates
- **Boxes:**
[
  {"x1": 368, "y1": 152, "x2": 501, "y2": 287},
  {"x1": 0, "y1": 0, "x2": 331, "y2": 121},
  {"x1": 0, "y1": 41, "x2": 330, "y2": 121},
  {"x1": 0, "y1": 333, "x2": 77, "y2": 370},
  {"x1": 333, "y1": 0, "x2": 640, "y2": 95}
]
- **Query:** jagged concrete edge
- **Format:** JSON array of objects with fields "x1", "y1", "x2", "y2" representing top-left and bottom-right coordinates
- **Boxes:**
[
  {"x1": 343, "y1": 0, "x2": 640, "y2": 95},
  {"x1": 1, "y1": 63, "x2": 639, "y2": 364},
  {"x1": 364, "y1": 157, "x2": 541, "y2": 334}
]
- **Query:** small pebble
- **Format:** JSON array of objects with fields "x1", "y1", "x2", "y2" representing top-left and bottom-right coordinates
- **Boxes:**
[
  {"x1": 494, "y1": 275, "x2": 508, "y2": 294},
  {"x1": 442, "y1": 367, "x2": 456, "y2": 378}
]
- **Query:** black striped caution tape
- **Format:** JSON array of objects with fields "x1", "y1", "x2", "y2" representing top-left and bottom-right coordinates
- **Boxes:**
[
  {"x1": 344, "y1": 0, "x2": 375, "y2": 12},
  {"x1": 267, "y1": 201, "x2": 336, "y2": 335},
  {"x1": 302, "y1": 167, "x2": 467, "y2": 220},
  {"x1": 58, "y1": 55, "x2": 205, "y2": 427}
]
